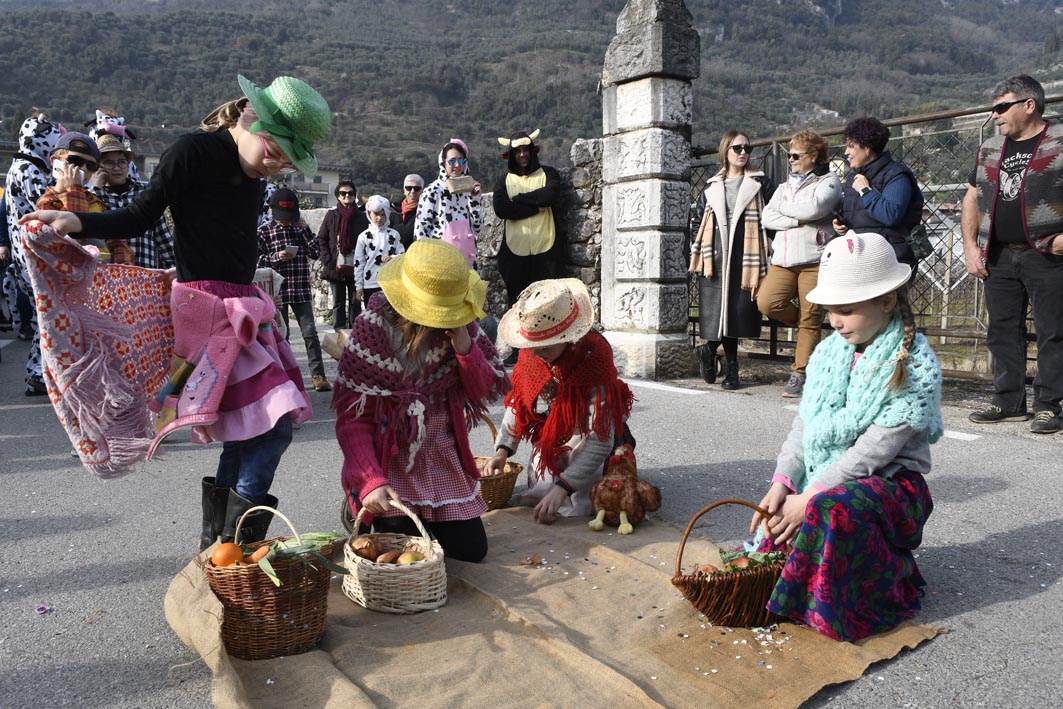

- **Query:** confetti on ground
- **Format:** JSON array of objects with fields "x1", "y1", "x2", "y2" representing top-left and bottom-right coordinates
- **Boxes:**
[{"x1": 35, "y1": 605, "x2": 53, "y2": 615}]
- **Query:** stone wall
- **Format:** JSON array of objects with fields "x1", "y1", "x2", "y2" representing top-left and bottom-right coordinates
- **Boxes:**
[
  {"x1": 300, "y1": 208, "x2": 332, "y2": 320},
  {"x1": 303, "y1": 137, "x2": 605, "y2": 328}
]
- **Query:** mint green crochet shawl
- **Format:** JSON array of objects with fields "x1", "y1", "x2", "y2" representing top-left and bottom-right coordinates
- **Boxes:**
[{"x1": 798, "y1": 314, "x2": 943, "y2": 492}]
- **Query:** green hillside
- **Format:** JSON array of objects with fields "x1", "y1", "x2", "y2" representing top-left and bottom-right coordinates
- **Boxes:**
[{"x1": 0, "y1": 0, "x2": 1060, "y2": 192}]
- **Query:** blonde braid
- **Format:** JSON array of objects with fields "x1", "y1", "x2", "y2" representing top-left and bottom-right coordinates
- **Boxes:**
[{"x1": 887, "y1": 286, "x2": 917, "y2": 392}]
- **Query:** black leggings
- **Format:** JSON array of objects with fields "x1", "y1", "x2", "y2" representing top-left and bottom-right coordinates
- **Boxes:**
[{"x1": 371, "y1": 515, "x2": 488, "y2": 563}]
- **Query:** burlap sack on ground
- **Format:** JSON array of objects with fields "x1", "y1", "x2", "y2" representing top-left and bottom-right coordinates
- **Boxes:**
[{"x1": 166, "y1": 508, "x2": 941, "y2": 708}]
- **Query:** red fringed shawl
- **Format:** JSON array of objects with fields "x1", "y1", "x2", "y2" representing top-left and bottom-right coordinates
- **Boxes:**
[{"x1": 505, "y1": 331, "x2": 634, "y2": 479}]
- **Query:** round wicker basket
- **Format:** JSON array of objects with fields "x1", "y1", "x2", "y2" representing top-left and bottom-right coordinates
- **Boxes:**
[
  {"x1": 671, "y1": 499, "x2": 787, "y2": 628},
  {"x1": 204, "y1": 507, "x2": 335, "y2": 660},
  {"x1": 475, "y1": 415, "x2": 523, "y2": 509},
  {"x1": 341, "y1": 499, "x2": 447, "y2": 614}
]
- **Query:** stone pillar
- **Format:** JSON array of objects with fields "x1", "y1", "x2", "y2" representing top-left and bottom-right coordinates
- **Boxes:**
[{"x1": 600, "y1": 0, "x2": 699, "y2": 379}]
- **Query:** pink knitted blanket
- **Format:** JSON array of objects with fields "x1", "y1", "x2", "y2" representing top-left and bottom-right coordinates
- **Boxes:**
[{"x1": 21, "y1": 222, "x2": 174, "y2": 478}]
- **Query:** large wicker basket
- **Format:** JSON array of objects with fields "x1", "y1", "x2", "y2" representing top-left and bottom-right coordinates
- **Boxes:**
[
  {"x1": 204, "y1": 507, "x2": 336, "y2": 660},
  {"x1": 341, "y1": 499, "x2": 447, "y2": 614},
  {"x1": 474, "y1": 415, "x2": 523, "y2": 510},
  {"x1": 671, "y1": 499, "x2": 788, "y2": 628}
]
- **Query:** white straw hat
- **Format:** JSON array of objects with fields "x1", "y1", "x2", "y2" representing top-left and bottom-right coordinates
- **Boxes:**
[
  {"x1": 806, "y1": 232, "x2": 912, "y2": 305},
  {"x1": 497, "y1": 279, "x2": 594, "y2": 349}
]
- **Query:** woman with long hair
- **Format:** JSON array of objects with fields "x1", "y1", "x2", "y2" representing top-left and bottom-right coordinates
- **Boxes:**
[{"x1": 689, "y1": 130, "x2": 773, "y2": 390}]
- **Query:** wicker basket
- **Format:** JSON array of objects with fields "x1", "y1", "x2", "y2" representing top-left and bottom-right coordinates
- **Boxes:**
[
  {"x1": 204, "y1": 507, "x2": 336, "y2": 661},
  {"x1": 474, "y1": 415, "x2": 523, "y2": 510},
  {"x1": 671, "y1": 499, "x2": 788, "y2": 628},
  {"x1": 341, "y1": 499, "x2": 447, "y2": 614}
]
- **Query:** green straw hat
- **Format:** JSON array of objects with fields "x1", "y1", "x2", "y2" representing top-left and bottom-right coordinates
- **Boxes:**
[{"x1": 237, "y1": 74, "x2": 331, "y2": 177}]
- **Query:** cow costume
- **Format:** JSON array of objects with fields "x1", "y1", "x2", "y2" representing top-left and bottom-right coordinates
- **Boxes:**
[
  {"x1": 491, "y1": 129, "x2": 565, "y2": 305},
  {"x1": 4, "y1": 114, "x2": 63, "y2": 393}
]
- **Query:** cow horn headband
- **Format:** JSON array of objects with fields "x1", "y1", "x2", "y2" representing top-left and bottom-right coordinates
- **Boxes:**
[{"x1": 498, "y1": 129, "x2": 541, "y2": 159}]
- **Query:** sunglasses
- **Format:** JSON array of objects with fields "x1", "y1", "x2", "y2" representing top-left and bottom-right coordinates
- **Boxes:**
[
  {"x1": 730, "y1": 144, "x2": 753, "y2": 155},
  {"x1": 337, "y1": 190, "x2": 356, "y2": 197},
  {"x1": 787, "y1": 152, "x2": 808, "y2": 161},
  {"x1": 404, "y1": 185, "x2": 422, "y2": 192},
  {"x1": 446, "y1": 158, "x2": 468, "y2": 167},
  {"x1": 991, "y1": 98, "x2": 1030, "y2": 115},
  {"x1": 101, "y1": 158, "x2": 128, "y2": 169},
  {"x1": 258, "y1": 134, "x2": 298, "y2": 174},
  {"x1": 65, "y1": 155, "x2": 99, "y2": 171}
]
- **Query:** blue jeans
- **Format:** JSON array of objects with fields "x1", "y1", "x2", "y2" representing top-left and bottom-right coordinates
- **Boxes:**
[
  {"x1": 280, "y1": 300, "x2": 326, "y2": 379},
  {"x1": 215, "y1": 415, "x2": 293, "y2": 502},
  {"x1": 984, "y1": 243, "x2": 1063, "y2": 416}
]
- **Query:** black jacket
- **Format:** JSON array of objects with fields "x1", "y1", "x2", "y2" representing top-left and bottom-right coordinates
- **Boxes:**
[{"x1": 316, "y1": 205, "x2": 368, "y2": 283}]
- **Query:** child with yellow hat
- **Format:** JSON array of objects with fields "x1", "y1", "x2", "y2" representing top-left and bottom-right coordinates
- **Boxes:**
[{"x1": 333, "y1": 239, "x2": 508, "y2": 562}]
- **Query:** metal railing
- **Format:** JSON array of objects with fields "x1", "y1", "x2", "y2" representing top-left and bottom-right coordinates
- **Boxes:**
[{"x1": 687, "y1": 97, "x2": 1063, "y2": 380}]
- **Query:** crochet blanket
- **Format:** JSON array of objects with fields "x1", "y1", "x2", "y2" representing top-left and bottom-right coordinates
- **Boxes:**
[{"x1": 21, "y1": 222, "x2": 174, "y2": 478}]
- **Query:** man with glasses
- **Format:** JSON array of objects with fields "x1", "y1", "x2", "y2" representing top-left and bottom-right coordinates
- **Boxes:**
[
  {"x1": 395, "y1": 173, "x2": 424, "y2": 249},
  {"x1": 963, "y1": 74, "x2": 1063, "y2": 434},
  {"x1": 89, "y1": 134, "x2": 175, "y2": 269}
]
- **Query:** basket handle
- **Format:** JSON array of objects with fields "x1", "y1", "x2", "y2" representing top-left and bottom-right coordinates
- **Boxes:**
[
  {"x1": 351, "y1": 498, "x2": 433, "y2": 547},
  {"x1": 479, "y1": 413, "x2": 498, "y2": 442},
  {"x1": 234, "y1": 506, "x2": 301, "y2": 546},
  {"x1": 673, "y1": 499, "x2": 772, "y2": 577}
]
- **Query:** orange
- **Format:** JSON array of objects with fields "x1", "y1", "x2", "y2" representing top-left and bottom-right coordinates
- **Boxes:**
[{"x1": 211, "y1": 542, "x2": 244, "y2": 567}]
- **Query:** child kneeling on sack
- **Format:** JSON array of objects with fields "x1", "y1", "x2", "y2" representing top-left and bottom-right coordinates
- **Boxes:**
[{"x1": 484, "y1": 279, "x2": 635, "y2": 524}]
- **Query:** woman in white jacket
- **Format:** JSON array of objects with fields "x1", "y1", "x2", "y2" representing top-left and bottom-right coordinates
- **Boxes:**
[{"x1": 757, "y1": 130, "x2": 841, "y2": 398}]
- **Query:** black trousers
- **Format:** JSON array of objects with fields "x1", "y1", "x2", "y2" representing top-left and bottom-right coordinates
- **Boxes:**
[
  {"x1": 984, "y1": 243, "x2": 1063, "y2": 416},
  {"x1": 372, "y1": 515, "x2": 488, "y2": 563},
  {"x1": 496, "y1": 238, "x2": 558, "y2": 306}
]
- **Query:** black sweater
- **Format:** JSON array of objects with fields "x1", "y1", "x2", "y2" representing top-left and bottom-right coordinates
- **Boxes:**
[{"x1": 77, "y1": 130, "x2": 265, "y2": 284}]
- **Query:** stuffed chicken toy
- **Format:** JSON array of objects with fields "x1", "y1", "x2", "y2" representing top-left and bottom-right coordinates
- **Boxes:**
[{"x1": 589, "y1": 444, "x2": 661, "y2": 535}]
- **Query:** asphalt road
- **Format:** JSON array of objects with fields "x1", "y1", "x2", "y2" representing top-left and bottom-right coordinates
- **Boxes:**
[{"x1": 1, "y1": 330, "x2": 1060, "y2": 708}]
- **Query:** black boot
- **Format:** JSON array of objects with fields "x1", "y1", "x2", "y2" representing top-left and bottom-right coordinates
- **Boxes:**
[
  {"x1": 221, "y1": 490, "x2": 280, "y2": 545},
  {"x1": 200, "y1": 477, "x2": 230, "y2": 551},
  {"x1": 721, "y1": 359, "x2": 741, "y2": 390},
  {"x1": 695, "y1": 341, "x2": 720, "y2": 384}
]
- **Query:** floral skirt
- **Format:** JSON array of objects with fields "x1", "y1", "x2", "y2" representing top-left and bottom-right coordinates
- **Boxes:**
[{"x1": 757, "y1": 470, "x2": 933, "y2": 642}]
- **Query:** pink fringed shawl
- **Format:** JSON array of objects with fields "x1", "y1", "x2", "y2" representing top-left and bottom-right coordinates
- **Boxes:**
[
  {"x1": 332, "y1": 295, "x2": 508, "y2": 472},
  {"x1": 21, "y1": 222, "x2": 174, "y2": 478}
]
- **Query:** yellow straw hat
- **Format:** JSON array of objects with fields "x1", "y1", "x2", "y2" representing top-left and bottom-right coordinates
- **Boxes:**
[
  {"x1": 377, "y1": 239, "x2": 487, "y2": 329},
  {"x1": 497, "y1": 279, "x2": 594, "y2": 349}
]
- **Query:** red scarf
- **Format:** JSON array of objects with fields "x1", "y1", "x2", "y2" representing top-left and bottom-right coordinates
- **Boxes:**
[
  {"x1": 336, "y1": 202, "x2": 358, "y2": 254},
  {"x1": 504, "y1": 331, "x2": 634, "y2": 479},
  {"x1": 401, "y1": 196, "x2": 418, "y2": 221}
]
